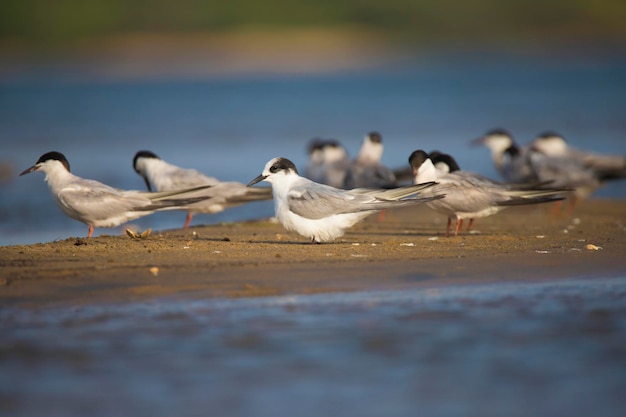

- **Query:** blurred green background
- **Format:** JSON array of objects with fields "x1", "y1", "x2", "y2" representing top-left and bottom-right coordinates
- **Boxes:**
[{"x1": 1, "y1": 0, "x2": 625, "y2": 49}]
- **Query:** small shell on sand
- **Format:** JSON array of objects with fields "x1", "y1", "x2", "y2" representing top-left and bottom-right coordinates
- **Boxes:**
[
  {"x1": 126, "y1": 228, "x2": 152, "y2": 239},
  {"x1": 585, "y1": 244, "x2": 602, "y2": 251},
  {"x1": 149, "y1": 266, "x2": 159, "y2": 276}
]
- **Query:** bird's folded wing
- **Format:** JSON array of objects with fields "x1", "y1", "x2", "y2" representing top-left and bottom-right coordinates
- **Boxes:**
[
  {"x1": 287, "y1": 186, "x2": 365, "y2": 219},
  {"x1": 57, "y1": 186, "x2": 142, "y2": 219},
  {"x1": 161, "y1": 169, "x2": 221, "y2": 189}
]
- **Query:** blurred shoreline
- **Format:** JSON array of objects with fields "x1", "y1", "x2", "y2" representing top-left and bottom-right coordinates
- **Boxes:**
[
  {"x1": 1, "y1": 28, "x2": 625, "y2": 82},
  {"x1": 0, "y1": 29, "x2": 406, "y2": 82}
]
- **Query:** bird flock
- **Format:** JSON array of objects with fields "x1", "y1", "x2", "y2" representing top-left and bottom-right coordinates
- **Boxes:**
[{"x1": 20, "y1": 129, "x2": 625, "y2": 242}]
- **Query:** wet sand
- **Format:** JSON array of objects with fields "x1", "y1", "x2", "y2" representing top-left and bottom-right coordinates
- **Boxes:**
[{"x1": 1, "y1": 200, "x2": 625, "y2": 306}]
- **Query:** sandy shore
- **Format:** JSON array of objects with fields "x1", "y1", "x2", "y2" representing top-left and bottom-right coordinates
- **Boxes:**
[{"x1": 1, "y1": 200, "x2": 625, "y2": 306}]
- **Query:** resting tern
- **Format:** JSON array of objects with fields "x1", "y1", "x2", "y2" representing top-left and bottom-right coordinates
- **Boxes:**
[
  {"x1": 20, "y1": 151, "x2": 213, "y2": 238},
  {"x1": 429, "y1": 151, "x2": 461, "y2": 174},
  {"x1": 304, "y1": 138, "x2": 327, "y2": 184},
  {"x1": 344, "y1": 132, "x2": 397, "y2": 189},
  {"x1": 530, "y1": 131, "x2": 626, "y2": 188},
  {"x1": 321, "y1": 139, "x2": 351, "y2": 189},
  {"x1": 133, "y1": 150, "x2": 272, "y2": 229},
  {"x1": 304, "y1": 138, "x2": 351, "y2": 189},
  {"x1": 409, "y1": 150, "x2": 566, "y2": 237},
  {"x1": 247, "y1": 157, "x2": 444, "y2": 243},
  {"x1": 526, "y1": 152, "x2": 598, "y2": 205},
  {"x1": 471, "y1": 128, "x2": 537, "y2": 183},
  {"x1": 428, "y1": 150, "x2": 562, "y2": 230}
]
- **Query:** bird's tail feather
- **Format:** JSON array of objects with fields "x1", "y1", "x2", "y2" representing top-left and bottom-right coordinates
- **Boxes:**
[
  {"x1": 360, "y1": 193, "x2": 446, "y2": 212},
  {"x1": 497, "y1": 195, "x2": 565, "y2": 207},
  {"x1": 503, "y1": 186, "x2": 571, "y2": 198},
  {"x1": 224, "y1": 186, "x2": 273, "y2": 204},
  {"x1": 144, "y1": 185, "x2": 215, "y2": 201},
  {"x1": 134, "y1": 195, "x2": 214, "y2": 212},
  {"x1": 354, "y1": 181, "x2": 438, "y2": 201}
]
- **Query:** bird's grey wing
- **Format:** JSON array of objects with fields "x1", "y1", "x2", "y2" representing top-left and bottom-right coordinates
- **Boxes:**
[
  {"x1": 455, "y1": 171, "x2": 549, "y2": 192},
  {"x1": 454, "y1": 171, "x2": 501, "y2": 185},
  {"x1": 286, "y1": 182, "x2": 441, "y2": 219},
  {"x1": 434, "y1": 176, "x2": 501, "y2": 212},
  {"x1": 286, "y1": 184, "x2": 370, "y2": 219},
  {"x1": 530, "y1": 154, "x2": 598, "y2": 188},
  {"x1": 163, "y1": 168, "x2": 221, "y2": 189},
  {"x1": 447, "y1": 173, "x2": 565, "y2": 208},
  {"x1": 57, "y1": 183, "x2": 148, "y2": 221}
]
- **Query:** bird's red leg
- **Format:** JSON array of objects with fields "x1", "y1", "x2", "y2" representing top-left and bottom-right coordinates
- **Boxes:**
[
  {"x1": 454, "y1": 219, "x2": 463, "y2": 237},
  {"x1": 183, "y1": 213, "x2": 193, "y2": 229},
  {"x1": 446, "y1": 217, "x2": 452, "y2": 237},
  {"x1": 567, "y1": 196, "x2": 578, "y2": 214},
  {"x1": 87, "y1": 226, "x2": 94, "y2": 238},
  {"x1": 551, "y1": 199, "x2": 563, "y2": 215},
  {"x1": 467, "y1": 218, "x2": 474, "y2": 231}
]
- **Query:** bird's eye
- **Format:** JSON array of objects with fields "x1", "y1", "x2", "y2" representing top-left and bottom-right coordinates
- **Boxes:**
[{"x1": 269, "y1": 164, "x2": 280, "y2": 173}]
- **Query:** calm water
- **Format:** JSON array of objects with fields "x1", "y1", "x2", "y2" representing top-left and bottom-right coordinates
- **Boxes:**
[
  {"x1": 1, "y1": 277, "x2": 625, "y2": 417},
  {"x1": 1, "y1": 53, "x2": 626, "y2": 245}
]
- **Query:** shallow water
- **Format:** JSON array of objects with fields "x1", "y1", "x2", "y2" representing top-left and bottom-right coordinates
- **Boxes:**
[
  {"x1": 1, "y1": 53, "x2": 625, "y2": 245},
  {"x1": 1, "y1": 277, "x2": 625, "y2": 417}
]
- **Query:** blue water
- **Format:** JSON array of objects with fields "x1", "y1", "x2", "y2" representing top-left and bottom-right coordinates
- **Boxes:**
[
  {"x1": 1, "y1": 277, "x2": 625, "y2": 417},
  {"x1": 1, "y1": 53, "x2": 626, "y2": 245}
]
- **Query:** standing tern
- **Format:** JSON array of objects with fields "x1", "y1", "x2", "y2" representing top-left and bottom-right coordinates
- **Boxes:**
[
  {"x1": 409, "y1": 150, "x2": 566, "y2": 237},
  {"x1": 247, "y1": 157, "x2": 445, "y2": 243},
  {"x1": 344, "y1": 132, "x2": 397, "y2": 189},
  {"x1": 428, "y1": 150, "x2": 561, "y2": 231},
  {"x1": 20, "y1": 151, "x2": 213, "y2": 238},
  {"x1": 471, "y1": 128, "x2": 537, "y2": 183},
  {"x1": 133, "y1": 150, "x2": 273, "y2": 229}
]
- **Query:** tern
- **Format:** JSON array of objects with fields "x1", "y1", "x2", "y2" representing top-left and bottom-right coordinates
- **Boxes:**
[
  {"x1": 530, "y1": 131, "x2": 626, "y2": 193},
  {"x1": 20, "y1": 151, "x2": 213, "y2": 238},
  {"x1": 133, "y1": 150, "x2": 273, "y2": 229},
  {"x1": 304, "y1": 138, "x2": 351, "y2": 189},
  {"x1": 344, "y1": 132, "x2": 397, "y2": 189},
  {"x1": 471, "y1": 128, "x2": 537, "y2": 183},
  {"x1": 409, "y1": 150, "x2": 566, "y2": 237},
  {"x1": 527, "y1": 149, "x2": 599, "y2": 204},
  {"x1": 429, "y1": 150, "x2": 462, "y2": 174},
  {"x1": 304, "y1": 138, "x2": 328, "y2": 184},
  {"x1": 247, "y1": 157, "x2": 445, "y2": 243},
  {"x1": 321, "y1": 139, "x2": 351, "y2": 189}
]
